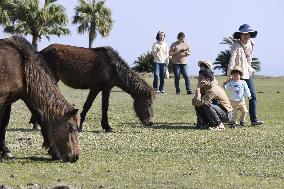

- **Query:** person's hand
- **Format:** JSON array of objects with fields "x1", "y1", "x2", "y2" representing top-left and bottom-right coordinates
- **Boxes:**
[
  {"x1": 223, "y1": 79, "x2": 229, "y2": 86},
  {"x1": 197, "y1": 81, "x2": 204, "y2": 88}
]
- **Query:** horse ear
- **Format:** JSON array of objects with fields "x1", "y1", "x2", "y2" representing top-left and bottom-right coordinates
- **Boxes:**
[{"x1": 66, "y1": 108, "x2": 79, "y2": 118}]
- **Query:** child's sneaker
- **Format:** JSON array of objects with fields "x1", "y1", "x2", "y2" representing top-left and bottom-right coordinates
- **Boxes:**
[
  {"x1": 229, "y1": 121, "x2": 236, "y2": 128},
  {"x1": 160, "y1": 91, "x2": 167, "y2": 95}
]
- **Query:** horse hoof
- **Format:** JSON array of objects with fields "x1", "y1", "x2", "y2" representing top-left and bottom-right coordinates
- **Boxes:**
[
  {"x1": 105, "y1": 128, "x2": 113, "y2": 133},
  {"x1": 6, "y1": 152, "x2": 13, "y2": 158},
  {"x1": 32, "y1": 123, "x2": 41, "y2": 131},
  {"x1": 2, "y1": 152, "x2": 13, "y2": 159}
]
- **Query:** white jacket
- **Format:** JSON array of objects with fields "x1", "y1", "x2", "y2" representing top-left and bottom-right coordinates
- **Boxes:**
[
  {"x1": 152, "y1": 41, "x2": 169, "y2": 63},
  {"x1": 227, "y1": 40, "x2": 255, "y2": 79}
]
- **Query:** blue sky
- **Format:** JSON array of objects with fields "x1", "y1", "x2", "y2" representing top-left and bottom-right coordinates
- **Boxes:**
[{"x1": 1, "y1": 0, "x2": 284, "y2": 76}]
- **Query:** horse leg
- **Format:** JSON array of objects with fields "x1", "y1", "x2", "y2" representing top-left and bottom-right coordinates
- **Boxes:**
[
  {"x1": 101, "y1": 88, "x2": 112, "y2": 132},
  {"x1": 79, "y1": 89, "x2": 100, "y2": 132},
  {"x1": 29, "y1": 114, "x2": 41, "y2": 130},
  {"x1": 0, "y1": 104, "x2": 13, "y2": 158}
]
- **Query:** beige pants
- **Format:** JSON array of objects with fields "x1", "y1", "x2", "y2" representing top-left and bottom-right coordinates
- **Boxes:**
[{"x1": 230, "y1": 100, "x2": 248, "y2": 122}]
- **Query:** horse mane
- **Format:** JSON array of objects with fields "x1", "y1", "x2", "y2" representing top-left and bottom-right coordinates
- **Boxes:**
[
  {"x1": 101, "y1": 47, "x2": 155, "y2": 100},
  {"x1": 3, "y1": 36, "x2": 74, "y2": 121}
]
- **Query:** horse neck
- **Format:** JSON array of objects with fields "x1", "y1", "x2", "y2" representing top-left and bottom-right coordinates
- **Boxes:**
[
  {"x1": 24, "y1": 58, "x2": 72, "y2": 121},
  {"x1": 115, "y1": 70, "x2": 147, "y2": 98}
]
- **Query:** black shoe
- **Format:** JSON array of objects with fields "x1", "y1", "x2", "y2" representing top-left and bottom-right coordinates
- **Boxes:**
[
  {"x1": 240, "y1": 121, "x2": 245, "y2": 127},
  {"x1": 195, "y1": 122, "x2": 208, "y2": 129},
  {"x1": 251, "y1": 120, "x2": 264, "y2": 126},
  {"x1": 187, "y1": 91, "x2": 194, "y2": 95},
  {"x1": 229, "y1": 121, "x2": 236, "y2": 128},
  {"x1": 176, "y1": 91, "x2": 181, "y2": 95}
]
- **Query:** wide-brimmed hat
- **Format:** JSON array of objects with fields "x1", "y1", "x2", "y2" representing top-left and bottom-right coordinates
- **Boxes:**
[
  {"x1": 198, "y1": 60, "x2": 212, "y2": 69},
  {"x1": 233, "y1": 24, "x2": 258, "y2": 39},
  {"x1": 230, "y1": 66, "x2": 243, "y2": 75}
]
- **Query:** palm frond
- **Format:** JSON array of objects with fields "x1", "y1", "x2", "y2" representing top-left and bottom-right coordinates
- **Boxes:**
[{"x1": 72, "y1": 0, "x2": 113, "y2": 47}]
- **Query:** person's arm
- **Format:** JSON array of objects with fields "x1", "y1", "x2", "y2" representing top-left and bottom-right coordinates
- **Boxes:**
[
  {"x1": 152, "y1": 43, "x2": 161, "y2": 56},
  {"x1": 227, "y1": 45, "x2": 237, "y2": 76},
  {"x1": 152, "y1": 43, "x2": 157, "y2": 56},
  {"x1": 192, "y1": 87, "x2": 203, "y2": 107},
  {"x1": 185, "y1": 43, "x2": 191, "y2": 56},
  {"x1": 201, "y1": 91, "x2": 216, "y2": 105},
  {"x1": 165, "y1": 44, "x2": 169, "y2": 60},
  {"x1": 223, "y1": 79, "x2": 232, "y2": 89},
  {"x1": 192, "y1": 87, "x2": 216, "y2": 107},
  {"x1": 169, "y1": 44, "x2": 179, "y2": 56},
  {"x1": 243, "y1": 81, "x2": 251, "y2": 98}
]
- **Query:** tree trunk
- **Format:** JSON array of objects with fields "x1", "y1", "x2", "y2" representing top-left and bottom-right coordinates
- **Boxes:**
[
  {"x1": 32, "y1": 35, "x2": 39, "y2": 50},
  {"x1": 88, "y1": 31, "x2": 96, "y2": 48},
  {"x1": 88, "y1": 37, "x2": 94, "y2": 48}
]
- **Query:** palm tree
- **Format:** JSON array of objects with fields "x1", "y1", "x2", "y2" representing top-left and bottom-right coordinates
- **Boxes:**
[
  {"x1": 251, "y1": 57, "x2": 261, "y2": 72},
  {"x1": 213, "y1": 50, "x2": 231, "y2": 75},
  {"x1": 0, "y1": 3, "x2": 10, "y2": 26},
  {"x1": 220, "y1": 36, "x2": 236, "y2": 46},
  {"x1": 0, "y1": 0, "x2": 70, "y2": 50},
  {"x1": 73, "y1": 0, "x2": 114, "y2": 48}
]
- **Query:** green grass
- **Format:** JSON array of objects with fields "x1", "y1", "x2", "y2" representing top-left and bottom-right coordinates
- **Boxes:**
[{"x1": 1, "y1": 76, "x2": 284, "y2": 188}]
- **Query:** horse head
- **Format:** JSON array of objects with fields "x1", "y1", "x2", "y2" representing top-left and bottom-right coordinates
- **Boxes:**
[
  {"x1": 133, "y1": 91, "x2": 155, "y2": 126},
  {"x1": 48, "y1": 109, "x2": 80, "y2": 162}
]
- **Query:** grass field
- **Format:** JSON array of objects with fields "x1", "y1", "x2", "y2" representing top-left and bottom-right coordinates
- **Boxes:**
[{"x1": 1, "y1": 76, "x2": 284, "y2": 188}]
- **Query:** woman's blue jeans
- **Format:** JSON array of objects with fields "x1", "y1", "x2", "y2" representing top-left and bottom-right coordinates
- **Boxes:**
[
  {"x1": 243, "y1": 78, "x2": 258, "y2": 122},
  {"x1": 172, "y1": 64, "x2": 191, "y2": 93},
  {"x1": 153, "y1": 62, "x2": 165, "y2": 91}
]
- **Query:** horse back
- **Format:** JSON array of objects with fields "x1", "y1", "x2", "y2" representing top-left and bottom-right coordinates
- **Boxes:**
[{"x1": 40, "y1": 44, "x2": 114, "y2": 89}]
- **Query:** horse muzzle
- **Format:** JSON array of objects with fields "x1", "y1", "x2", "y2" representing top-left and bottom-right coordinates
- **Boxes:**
[{"x1": 63, "y1": 154, "x2": 79, "y2": 163}]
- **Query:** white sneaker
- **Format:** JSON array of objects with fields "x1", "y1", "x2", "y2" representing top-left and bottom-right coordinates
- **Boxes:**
[
  {"x1": 208, "y1": 123, "x2": 225, "y2": 131},
  {"x1": 218, "y1": 123, "x2": 225, "y2": 130}
]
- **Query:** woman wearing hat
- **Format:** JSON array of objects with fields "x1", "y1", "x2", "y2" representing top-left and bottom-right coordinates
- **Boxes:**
[
  {"x1": 227, "y1": 24, "x2": 263, "y2": 126},
  {"x1": 224, "y1": 66, "x2": 251, "y2": 127}
]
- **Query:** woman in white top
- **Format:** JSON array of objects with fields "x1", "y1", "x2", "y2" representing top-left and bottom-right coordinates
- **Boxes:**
[
  {"x1": 227, "y1": 24, "x2": 263, "y2": 126},
  {"x1": 152, "y1": 31, "x2": 169, "y2": 94}
]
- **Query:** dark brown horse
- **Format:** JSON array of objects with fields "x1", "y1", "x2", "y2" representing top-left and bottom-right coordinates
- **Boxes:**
[
  {"x1": 39, "y1": 44, "x2": 155, "y2": 132},
  {"x1": 0, "y1": 36, "x2": 80, "y2": 162}
]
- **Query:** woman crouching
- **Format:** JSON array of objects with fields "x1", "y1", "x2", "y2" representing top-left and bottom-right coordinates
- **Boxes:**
[{"x1": 192, "y1": 70, "x2": 233, "y2": 130}]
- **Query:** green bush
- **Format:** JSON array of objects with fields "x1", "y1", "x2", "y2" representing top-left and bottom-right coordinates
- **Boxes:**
[{"x1": 132, "y1": 51, "x2": 154, "y2": 73}]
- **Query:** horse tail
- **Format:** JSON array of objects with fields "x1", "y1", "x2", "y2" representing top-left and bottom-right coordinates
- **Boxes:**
[{"x1": 103, "y1": 46, "x2": 155, "y2": 99}]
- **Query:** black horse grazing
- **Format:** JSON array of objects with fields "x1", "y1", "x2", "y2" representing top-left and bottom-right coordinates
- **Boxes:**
[
  {"x1": 39, "y1": 44, "x2": 155, "y2": 132},
  {"x1": 0, "y1": 36, "x2": 80, "y2": 162}
]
